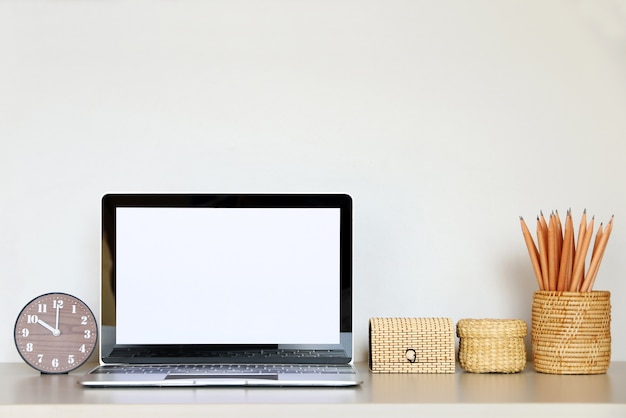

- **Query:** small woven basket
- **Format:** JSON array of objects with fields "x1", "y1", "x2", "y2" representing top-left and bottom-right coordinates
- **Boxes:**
[
  {"x1": 456, "y1": 319, "x2": 527, "y2": 373},
  {"x1": 531, "y1": 290, "x2": 611, "y2": 374}
]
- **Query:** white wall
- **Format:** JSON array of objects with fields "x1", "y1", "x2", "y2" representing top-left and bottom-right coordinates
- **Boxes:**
[{"x1": 1, "y1": 0, "x2": 625, "y2": 363}]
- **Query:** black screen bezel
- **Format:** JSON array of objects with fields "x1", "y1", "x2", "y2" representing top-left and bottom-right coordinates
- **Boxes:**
[{"x1": 100, "y1": 193, "x2": 353, "y2": 364}]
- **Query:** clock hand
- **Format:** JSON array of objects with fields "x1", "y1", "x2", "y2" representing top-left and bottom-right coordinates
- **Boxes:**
[
  {"x1": 55, "y1": 304, "x2": 60, "y2": 332},
  {"x1": 37, "y1": 319, "x2": 61, "y2": 337}
]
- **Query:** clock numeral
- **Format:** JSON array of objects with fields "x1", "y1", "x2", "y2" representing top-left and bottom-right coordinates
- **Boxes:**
[
  {"x1": 26, "y1": 315, "x2": 39, "y2": 324},
  {"x1": 21, "y1": 328, "x2": 29, "y2": 337},
  {"x1": 52, "y1": 358, "x2": 59, "y2": 368},
  {"x1": 79, "y1": 344, "x2": 86, "y2": 353},
  {"x1": 38, "y1": 303, "x2": 47, "y2": 313},
  {"x1": 68, "y1": 354, "x2": 75, "y2": 364},
  {"x1": 84, "y1": 330, "x2": 91, "y2": 339},
  {"x1": 72, "y1": 305, "x2": 77, "y2": 314},
  {"x1": 37, "y1": 354, "x2": 43, "y2": 364},
  {"x1": 25, "y1": 343, "x2": 33, "y2": 352},
  {"x1": 52, "y1": 300, "x2": 64, "y2": 309},
  {"x1": 81, "y1": 316, "x2": 88, "y2": 325}
]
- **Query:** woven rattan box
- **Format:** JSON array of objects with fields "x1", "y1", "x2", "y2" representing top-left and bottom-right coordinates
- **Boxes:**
[
  {"x1": 369, "y1": 317, "x2": 455, "y2": 373},
  {"x1": 456, "y1": 318, "x2": 527, "y2": 373}
]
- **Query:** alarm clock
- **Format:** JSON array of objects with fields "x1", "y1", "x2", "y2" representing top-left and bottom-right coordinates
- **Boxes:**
[{"x1": 14, "y1": 292, "x2": 98, "y2": 374}]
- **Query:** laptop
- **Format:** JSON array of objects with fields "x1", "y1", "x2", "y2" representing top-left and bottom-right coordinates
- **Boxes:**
[{"x1": 78, "y1": 193, "x2": 361, "y2": 387}]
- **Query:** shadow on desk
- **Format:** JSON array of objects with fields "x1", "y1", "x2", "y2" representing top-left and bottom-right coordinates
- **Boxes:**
[
  {"x1": 457, "y1": 366, "x2": 615, "y2": 403},
  {"x1": 368, "y1": 372, "x2": 457, "y2": 403},
  {"x1": 367, "y1": 363, "x2": 619, "y2": 404}
]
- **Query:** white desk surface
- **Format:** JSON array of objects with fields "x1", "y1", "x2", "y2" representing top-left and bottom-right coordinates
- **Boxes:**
[{"x1": 1, "y1": 362, "x2": 625, "y2": 418}]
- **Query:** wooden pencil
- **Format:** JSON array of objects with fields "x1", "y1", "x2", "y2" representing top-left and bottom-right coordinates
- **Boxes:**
[
  {"x1": 557, "y1": 210, "x2": 573, "y2": 291},
  {"x1": 591, "y1": 223, "x2": 604, "y2": 260},
  {"x1": 520, "y1": 217, "x2": 544, "y2": 290},
  {"x1": 581, "y1": 216, "x2": 613, "y2": 292},
  {"x1": 539, "y1": 211, "x2": 548, "y2": 238},
  {"x1": 547, "y1": 213, "x2": 559, "y2": 291},
  {"x1": 575, "y1": 209, "x2": 587, "y2": 260},
  {"x1": 580, "y1": 223, "x2": 604, "y2": 292},
  {"x1": 565, "y1": 212, "x2": 575, "y2": 290},
  {"x1": 570, "y1": 216, "x2": 594, "y2": 292},
  {"x1": 537, "y1": 216, "x2": 550, "y2": 291},
  {"x1": 555, "y1": 210, "x2": 563, "y2": 272}
]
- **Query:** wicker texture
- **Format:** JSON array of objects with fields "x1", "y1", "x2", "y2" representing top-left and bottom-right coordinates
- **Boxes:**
[
  {"x1": 457, "y1": 319, "x2": 527, "y2": 373},
  {"x1": 369, "y1": 318, "x2": 455, "y2": 373},
  {"x1": 532, "y1": 290, "x2": 611, "y2": 374}
]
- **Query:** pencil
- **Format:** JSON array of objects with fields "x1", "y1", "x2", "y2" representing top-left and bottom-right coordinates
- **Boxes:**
[
  {"x1": 581, "y1": 216, "x2": 613, "y2": 292},
  {"x1": 591, "y1": 223, "x2": 604, "y2": 260},
  {"x1": 576, "y1": 209, "x2": 587, "y2": 260},
  {"x1": 565, "y1": 212, "x2": 575, "y2": 290},
  {"x1": 547, "y1": 213, "x2": 559, "y2": 291},
  {"x1": 537, "y1": 216, "x2": 550, "y2": 291},
  {"x1": 539, "y1": 211, "x2": 548, "y2": 238},
  {"x1": 520, "y1": 217, "x2": 544, "y2": 290},
  {"x1": 555, "y1": 210, "x2": 563, "y2": 271},
  {"x1": 557, "y1": 210, "x2": 573, "y2": 291},
  {"x1": 570, "y1": 216, "x2": 594, "y2": 292},
  {"x1": 580, "y1": 223, "x2": 604, "y2": 292}
]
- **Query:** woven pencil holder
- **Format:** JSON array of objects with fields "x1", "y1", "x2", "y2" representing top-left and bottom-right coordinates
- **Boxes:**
[
  {"x1": 456, "y1": 319, "x2": 527, "y2": 373},
  {"x1": 531, "y1": 290, "x2": 611, "y2": 375}
]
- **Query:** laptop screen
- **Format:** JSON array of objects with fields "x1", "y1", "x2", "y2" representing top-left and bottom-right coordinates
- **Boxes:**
[{"x1": 101, "y1": 194, "x2": 353, "y2": 362}]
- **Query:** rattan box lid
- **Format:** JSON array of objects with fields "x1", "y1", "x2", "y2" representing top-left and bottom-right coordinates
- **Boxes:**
[{"x1": 457, "y1": 319, "x2": 527, "y2": 339}]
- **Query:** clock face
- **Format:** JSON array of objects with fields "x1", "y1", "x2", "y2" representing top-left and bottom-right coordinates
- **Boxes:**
[{"x1": 14, "y1": 293, "x2": 98, "y2": 374}]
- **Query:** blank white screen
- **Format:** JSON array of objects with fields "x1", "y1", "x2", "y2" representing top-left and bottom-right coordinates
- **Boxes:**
[{"x1": 115, "y1": 207, "x2": 341, "y2": 345}]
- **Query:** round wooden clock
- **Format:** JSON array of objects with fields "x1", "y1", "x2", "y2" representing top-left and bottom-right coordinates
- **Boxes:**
[{"x1": 14, "y1": 292, "x2": 98, "y2": 374}]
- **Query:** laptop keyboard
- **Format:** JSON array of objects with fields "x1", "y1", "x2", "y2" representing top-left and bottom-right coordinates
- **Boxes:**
[
  {"x1": 92, "y1": 364, "x2": 356, "y2": 375},
  {"x1": 108, "y1": 347, "x2": 348, "y2": 363}
]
